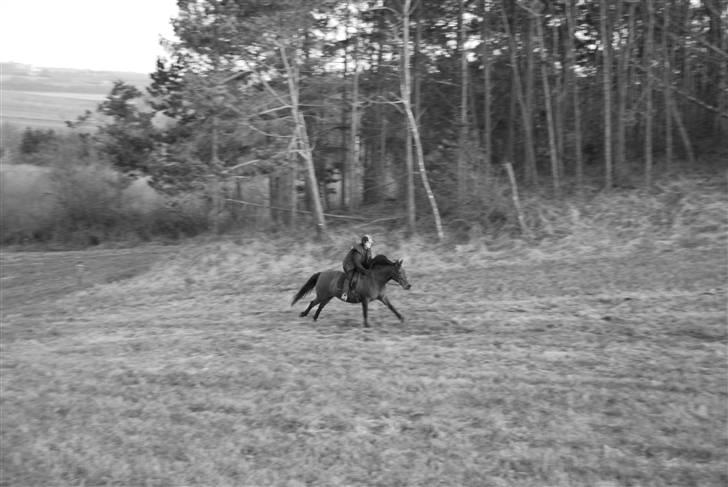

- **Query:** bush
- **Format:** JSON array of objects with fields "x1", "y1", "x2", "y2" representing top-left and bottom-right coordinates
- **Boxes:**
[
  {"x1": 0, "y1": 164, "x2": 58, "y2": 242},
  {"x1": 0, "y1": 162, "x2": 212, "y2": 246}
]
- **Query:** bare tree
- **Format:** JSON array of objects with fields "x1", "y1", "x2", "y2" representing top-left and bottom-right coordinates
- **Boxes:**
[
  {"x1": 481, "y1": 0, "x2": 493, "y2": 182},
  {"x1": 532, "y1": 2, "x2": 560, "y2": 193},
  {"x1": 278, "y1": 45, "x2": 327, "y2": 237},
  {"x1": 341, "y1": 3, "x2": 351, "y2": 210},
  {"x1": 524, "y1": 10, "x2": 538, "y2": 184},
  {"x1": 600, "y1": 0, "x2": 614, "y2": 189},
  {"x1": 565, "y1": 0, "x2": 584, "y2": 187},
  {"x1": 401, "y1": 0, "x2": 444, "y2": 240},
  {"x1": 644, "y1": 0, "x2": 655, "y2": 186},
  {"x1": 501, "y1": 2, "x2": 538, "y2": 185},
  {"x1": 348, "y1": 2, "x2": 363, "y2": 208},
  {"x1": 457, "y1": 0, "x2": 470, "y2": 203},
  {"x1": 662, "y1": 0, "x2": 673, "y2": 169},
  {"x1": 551, "y1": 14, "x2": 566, "y2": 179},
  {"x1": 616, "y1": 1, "x2": 637, "y2": 176}
]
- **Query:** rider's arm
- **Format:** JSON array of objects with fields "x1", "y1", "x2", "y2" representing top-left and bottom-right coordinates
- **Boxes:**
[{"x1": 352, "y1": 253, "x2": 369, "y2": 274}]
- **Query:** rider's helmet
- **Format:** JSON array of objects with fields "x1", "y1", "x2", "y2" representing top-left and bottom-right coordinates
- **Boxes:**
[{"x1": 361, "y1": 234, "x2": 373, "y2": 249}]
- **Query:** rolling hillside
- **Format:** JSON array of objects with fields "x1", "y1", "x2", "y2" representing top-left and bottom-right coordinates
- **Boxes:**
[{"x1": 1, "y1": 63, "x2": 150, "y2": 129}]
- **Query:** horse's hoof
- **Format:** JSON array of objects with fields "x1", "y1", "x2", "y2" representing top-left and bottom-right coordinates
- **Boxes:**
[{"x1": 299, "y1": 312, "x2": 306, "y2": 317}]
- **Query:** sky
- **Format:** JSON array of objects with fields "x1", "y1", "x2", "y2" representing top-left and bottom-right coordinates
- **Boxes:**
[{"x1": 0, "y1": 0, "x2": 178, "y2": 73}]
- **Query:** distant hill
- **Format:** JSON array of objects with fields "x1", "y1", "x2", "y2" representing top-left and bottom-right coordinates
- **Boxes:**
[{"x1": 1, "y1": 63, "x2": 151, "y2": 129}]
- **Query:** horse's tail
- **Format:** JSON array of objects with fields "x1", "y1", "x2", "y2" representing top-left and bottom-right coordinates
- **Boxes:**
[{"x1": 291, "y1": 272, "x2": 320, "y2": 306}]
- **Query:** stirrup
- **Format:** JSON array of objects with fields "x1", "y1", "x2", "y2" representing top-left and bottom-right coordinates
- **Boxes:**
[{"x1": 341, "y1": 292, "x2": 348, "y2": 301}]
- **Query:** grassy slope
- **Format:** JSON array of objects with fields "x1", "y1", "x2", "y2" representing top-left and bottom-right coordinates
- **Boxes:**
[
  {"x1": 1, "y1": 185, "x2": 727, "y2": 486},
  {"x1": 0, "y1": 90, "x2": 104, "y2": 129}
]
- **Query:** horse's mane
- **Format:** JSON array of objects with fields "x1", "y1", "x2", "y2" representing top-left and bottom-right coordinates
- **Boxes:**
[{"x1": 371, "y1": 254, "x2": 395, "y2": 267}]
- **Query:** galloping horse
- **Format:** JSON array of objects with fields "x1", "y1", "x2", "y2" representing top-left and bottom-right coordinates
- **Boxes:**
[{"x1": 291, "y1": 255, "x2": 411, "y2": 328}]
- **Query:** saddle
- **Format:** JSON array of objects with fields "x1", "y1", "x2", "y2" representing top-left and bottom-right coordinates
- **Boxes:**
[{"x1": 339, "y1": 272, "x2": 361, "y2": 303}]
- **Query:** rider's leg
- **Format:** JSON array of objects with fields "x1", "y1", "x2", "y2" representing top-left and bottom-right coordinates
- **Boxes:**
[
  {"x1": 349, "y1": 271, "x2": 358, "y2": 300},
  {"x1": 341, "y1": 270, "x2": 353, "y2": 301}
]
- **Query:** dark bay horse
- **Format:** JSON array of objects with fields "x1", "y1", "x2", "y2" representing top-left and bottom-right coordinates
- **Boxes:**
[{"x1": 291, "y1": 255, "x2": 412, "y2": 328}]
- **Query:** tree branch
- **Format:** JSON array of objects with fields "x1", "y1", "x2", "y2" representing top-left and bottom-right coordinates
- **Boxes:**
[
  {"x1": 225, "y1": 198, "x2": 368, "y2": 221},
  {"x1": 633, "y1": 62, "x2": 728, "y2": 119}
]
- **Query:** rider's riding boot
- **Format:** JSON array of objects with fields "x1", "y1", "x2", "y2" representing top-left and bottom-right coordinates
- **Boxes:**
[{"x1": 341, "y1": 278, "x2": 349, "y2": 301}]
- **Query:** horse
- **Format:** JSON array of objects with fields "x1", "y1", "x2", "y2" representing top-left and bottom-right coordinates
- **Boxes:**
[{"x1": 291, "y1": 255, "x2": 412, "y2": 328}]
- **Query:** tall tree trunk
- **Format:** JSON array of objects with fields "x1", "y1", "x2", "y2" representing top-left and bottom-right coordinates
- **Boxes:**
[
  {"x1": 524, "y1": 13, "x2": 537, "y2": 184},
  {"x1": 616, "y1": 2, "x2": 636, "y2": 172},
  {"x1": 341, "y1": 3, "x2": 351, "y2": 210},
  {"x1": 405, "y1": 130, "x2": 415, "y2": 236},
  {"x1": 719, "y1": 0, "x2": 728, "y2": 137},
  {"x1": 373, "y1": 13, "x2": 387, "y2": 202},
  {"x1": 457, "y1": 0, "x2": 469, "y2": 204},
  {"x1": 501, "y1": 2, "x2": 537, "y2": 185},
  {"x1": 402, "y1": 0, "x2": 444, "y2": 240},
  {"x1": 481, "y1": 0, "x2": 493, "y2": 182},
  {"x1": 506, "y1": 79, "x2": 517, "y2": 164},
  {"x1": 280, "y1": 46, "x2": 326, "y2": 237},
  {"x1": 350, "y1": 62, "x2": 361, "y2": 207},
  {"x1": 600, "y1": 0, "x2": 614, "y2": 189},
  {"x1": 534, "y1": 5, "x2": 560, "y2": 193},
  {"x1": 565, "y1": 0, "x2": 584, "y2": 188},
  {"x1": 644, "y1": 0, "x2": 655, "y2": 186},
  {"x1": 552, "y1": 19, "x2": 566, "y2": 179},
  {"x1": 671, "y1": 98, "x2": 696, "y2": 166},
  {"x1": 349, "y1": 3, "x2": 362, "y2": 208},
  {"x1": 377, "y1": 112, "x2": 387, "y2": 201},
  {"x1": 402, "y1": 5, "x2": 415, "y2": 236},
  {"x1": 407, "y1": 2, "x2": 421, "y2": 236},
  {"x1": 679, "y1": 1, "x2": 695, "y2": 137},
  {"x1": 414, "y1": 0, "x2": 423, "y2": 125},
  {"x1": 662, "y1": 0, "x2": 673, "y2": 169},
  {"x1": 704, "y1": 0, "x2": 723, "y2": 135}
]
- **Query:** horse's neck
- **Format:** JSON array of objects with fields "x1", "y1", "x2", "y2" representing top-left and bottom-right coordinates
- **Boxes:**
[{"x1": 370, "y1": 265, "x2": 391, "y2": 284}]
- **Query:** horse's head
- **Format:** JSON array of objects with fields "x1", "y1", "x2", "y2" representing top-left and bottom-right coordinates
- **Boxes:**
[
  {"x1": 392, "y1": 259, "x2": 411, "y2": 290},
  {"x1": 371, "y1": 255, "x2": 412, "y2": 290}
]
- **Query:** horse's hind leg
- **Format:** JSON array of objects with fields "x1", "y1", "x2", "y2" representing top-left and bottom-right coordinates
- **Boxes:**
[
  {"x1": 300, "y1": 298, "x2": 320, "y2": 317},
  {"x1": 313, "y1": 297, "x2": 332, "y2": 321}
]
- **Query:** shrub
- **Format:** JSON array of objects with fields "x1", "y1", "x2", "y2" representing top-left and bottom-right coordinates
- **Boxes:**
[
  {"x1": 0, "y1": 162, "x2": 213, "y2": 246},
  {"x1": 0, "y1": 164, "x2": 58, "y2": 242}
]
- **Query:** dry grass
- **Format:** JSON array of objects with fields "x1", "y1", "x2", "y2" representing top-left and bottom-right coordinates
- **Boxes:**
[{"x1": 1, "y1": 177, "x2": 727, "y2": 486}]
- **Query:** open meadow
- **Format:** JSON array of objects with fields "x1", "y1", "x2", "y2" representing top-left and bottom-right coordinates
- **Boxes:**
[
  {"x1": 0, "y1": 64, "x2": 150, "y2": 129},
  {"x1": 1, "y1": 182, "x2": 727, "y2": 486}
]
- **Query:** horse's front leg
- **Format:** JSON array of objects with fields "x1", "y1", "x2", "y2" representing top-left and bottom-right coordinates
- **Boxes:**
[
  {"x1": 379, "y1": 295, "x2": 404, "y2": 323},
  {"x1": 361, "y1": 299, "x2": 369, "y2": 328}
]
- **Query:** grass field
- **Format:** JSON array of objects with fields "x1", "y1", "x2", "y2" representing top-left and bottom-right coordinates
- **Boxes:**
[
  {"x1": 1, "y1": 224, "x2": 726, "y2": 486},
  {"x1": 0, "y1": 89, "x2": 105, "y2": 129},
  {"x1": 1, "y1": 64, "x2": 150, "y2": 129}
]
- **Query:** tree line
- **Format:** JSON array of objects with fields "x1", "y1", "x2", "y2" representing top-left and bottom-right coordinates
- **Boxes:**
[{"x1": 30, "y1": 0, "x2": 728, "y2": 240}]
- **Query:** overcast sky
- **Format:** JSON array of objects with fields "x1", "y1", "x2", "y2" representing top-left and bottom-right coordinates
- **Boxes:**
[{"x1": 0, "y1": 0, "x2": 178, "y2": 73}]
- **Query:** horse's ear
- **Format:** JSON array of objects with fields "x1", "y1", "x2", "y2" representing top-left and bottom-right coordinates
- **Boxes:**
[{"x1": 397, "y1": 259, "x2": 403, "y2": 266}]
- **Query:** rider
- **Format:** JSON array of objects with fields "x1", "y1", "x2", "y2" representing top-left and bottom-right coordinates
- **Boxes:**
[{"x1": 341, "y1": 234, "x2": 374, "y2": 302}]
